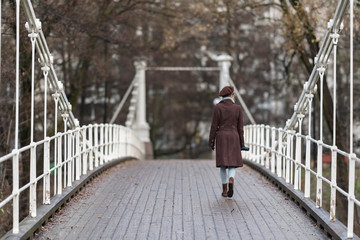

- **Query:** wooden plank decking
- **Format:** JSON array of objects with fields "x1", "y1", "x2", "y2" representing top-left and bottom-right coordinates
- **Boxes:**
[{"x1": 36, "y1": 160, "x2": 327, "y2": 240}]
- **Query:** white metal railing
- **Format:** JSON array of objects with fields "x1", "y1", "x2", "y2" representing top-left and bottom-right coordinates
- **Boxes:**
[
  {"x1": 0, "y1": 1, "x2": 145, "y2": 236},
  {"x1": 244, "y1": 0, "x2": 358, "y2": 237},
  {"x1": 0, "y1": 124, "x2": 145, "y2": 235},
  {"x1": 244, "y1": 125, "x2": 360, "y2": 237}
]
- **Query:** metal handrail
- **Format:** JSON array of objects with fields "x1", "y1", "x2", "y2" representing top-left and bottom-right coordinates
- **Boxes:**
[
  {"x1": 0, "y1": 124, "x2": 145, "y2": 234},
  {"x1": 244, "y1": 124, "x2": 359, "y2": 237}
]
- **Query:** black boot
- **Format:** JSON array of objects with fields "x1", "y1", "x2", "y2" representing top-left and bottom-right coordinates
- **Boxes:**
[{"x1": 227, "y1": 177, "x2": 234, "y2": 198}]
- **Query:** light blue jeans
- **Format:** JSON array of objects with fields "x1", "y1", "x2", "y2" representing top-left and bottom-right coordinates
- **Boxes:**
[{"x1": 220, "y1": 167, "x2": 236, "y2": 184}]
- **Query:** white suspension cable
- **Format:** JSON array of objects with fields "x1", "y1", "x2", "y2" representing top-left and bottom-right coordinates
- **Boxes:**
[
  {"x1": 109, "y1": 77, "x2": 137, "y2": 124},
  {"x1": 348, "y1": 0, "x2": 355, "y2": 237},
  {"x1": 228, "y1": 77, "x2": 256, "y2": 124},
  {"x1": 13, "y1": 1, "x2": 20, "y2": 234},
  {"x1": 331, "y1": 31, "x2": 338, "y2": 147},
  {"x1": 42, "y1": 66, "x2": 49, "y2": 138},
  {"x1": 27, "y1": 27, "x2": 37, "y2": 142},
  {"x1": 318, "y1": 66, "x2": 325, "y2": 142},
  {"x1": 62, "y1": 114, "x2": 68, "y2": 187},
  {"x1": 349, "y1": 1, "x2": 354, "y2": 155},
  {"x1": 15, "y1": 1, "x2": 20, "y2": 150},
  {"x1": 316, "y1": 66, "x2": 325, "y2": 209},
  {"x1": 26, "y1": 21, "x2": 39, "y2": 219},
  {"x1": 304, "y1": 94, "x2": 313, "y2": 198},
  {"x1": 53, "y1": 92, "x2": 60, "y2": 196},
  {"x1": 330, "y1": 26, "x2": 339, "y2": 223}
]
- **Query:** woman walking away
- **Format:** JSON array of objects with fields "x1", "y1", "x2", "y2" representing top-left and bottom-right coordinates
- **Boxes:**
[{"x1": 208, "y1": 86, "x2": 249, "y2": 198}]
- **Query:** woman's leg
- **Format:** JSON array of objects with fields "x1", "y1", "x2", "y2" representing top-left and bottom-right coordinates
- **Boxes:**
[
  {"x1": 227, "y1": 167, "x2": 236, "y2": 198},
  {"x1": 220, "y1": 166, "x2": 227, "y2": 184},
  {"x1": 228, "y1": 167, "x2": 236, "y2": 180},
  {"x1": 220, "y1": 167, "x2": 228, "y2": 197}
]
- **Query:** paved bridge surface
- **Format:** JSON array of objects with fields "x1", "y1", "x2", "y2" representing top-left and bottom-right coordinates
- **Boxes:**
[{"x1": 35, "y1": 160, "x2": 327, "y2": 240}]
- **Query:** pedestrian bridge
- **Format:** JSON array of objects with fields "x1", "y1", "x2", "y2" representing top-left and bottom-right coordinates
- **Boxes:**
[
  {"x1": 1, "y1": 0, "x2": 360, "y2": 239},
  {"x1": 35, "y1": 160, "x2": 327, "y2": 240}
]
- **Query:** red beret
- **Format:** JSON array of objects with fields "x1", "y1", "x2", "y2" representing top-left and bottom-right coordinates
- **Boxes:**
[{"x1": 219, "y1": 86, "x2": 234, "y2": 97}]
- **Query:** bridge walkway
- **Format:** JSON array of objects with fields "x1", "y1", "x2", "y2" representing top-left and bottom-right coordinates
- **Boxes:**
[{"x1": 36, "y1": 160, "x2": 327, "y2": 240}]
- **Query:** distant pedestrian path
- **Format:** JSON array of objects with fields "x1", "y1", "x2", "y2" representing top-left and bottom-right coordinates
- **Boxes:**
[{"x1": 36, "y1": 160, "x2": 327, "y2": 240}]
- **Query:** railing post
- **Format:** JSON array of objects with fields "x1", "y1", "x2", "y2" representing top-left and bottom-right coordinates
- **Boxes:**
[
  {"x1": 277, "y1": 128, "x2": 283, "y2": 177},
  {"x1": 62, "y1": 113, "x2": 68, "y2": 187},
  {"x1": 100, "y1": 124, "x2": 104, "y2": 165},
  {"x1": 115, "y1": 126, "x2": 119, "y2": 158},
  {"x1": 29, "y1": 143, "x2": 36, "y2": 217},
  {"x1": 330, "y1": 146, "x2": 337, "y2": 222},
  {"x1": 120, "y1": 126, "x2": 125, "y2": 158},
  {"x1": 119, "y1": 127, "x2": 122, "y2": 158},
  {"x1": 113, "y1": 126, "x2": 116, "y2": 158},
  {"x1": 108, "y1": 124, "x2": 111, "y2": 159},
  {"x1": 126, "y1": 128, "x2": 129, "y2": 156},
  {"x1": 12, "y1": 150, "x2": 19, "y2": 234},
  {"x1": 271, "y1": 127, "x2": 276, "y2": 173},
  {"x1": 282, "y1": 142, "x2": 286, "y2": 178},
  {"x1": 43, "y1": 137, "x2": 50, "y2": 204},
  {"x1": 89, "y1": 125, "x2": 94, "y2": 171},
  {"x1": 71, "y1": 133, "x2": 75, "y2": 182},
  {"x1": 108, "y1": 125, "x2": 111, "y2": 158},
  {"x1": 260, "y1": 124, "x2": 265, "y2": 166},
  {"x1": 294, "y1": 133, "x2": 300, "y2": 190},
  {"x1": 82, "y1": 127, "x2": 87, "y2": 175},
  {"x1": 290, "y1": 131, "x2": 295, "y2": 185},
  {"x1": 348, "y1": 153, "x2": 356, "y2": 237},
  {"x1": 304, "y1": 93, "x2": 313, "y2": 198},
  {"x1": 244, "y1": 126, "x2": 248, "y2": 159},
  {"x1": 67, "y1": 132, "x2": 72, "y2": 187},
  {"x1": 294, "y1": 114, "x2": 304, "y2": 190},
  {"x1": 286, "y1": 131, "x2": 291, "y2": 183},
  {"x1": 94, "y1": 124, "x2": 99, "y2": 168},
  {"x1": 249, "y1": 125, "x2": 253, "y2": 161},
  {"x1": 258, "y1": 125, "x2": 261, "y2": 163},
  {"x1": 113, "y1": 125, "x2": 117, "y2": 158},
  {"x1": 252, "y1": 125, "x2": 255, "y2": 161},
  {"x1": 104, "y1": 124, "x2": 109, "y2": 161},
  {"x1": 52, "y1": 89, "x2": 60, "y2": 197},
  {"x1": 265, "y1": 125, "x2": 270, "y2": 169},
  {"x1": 75, "y1": 128, "x2": 80, "y2": 180},
  {"x1": 111, "y1": 125, "x2": 115, "y2": 159},
  {"x1": 316, "y1": 140, "x2": 323, "y2": 208},
  {"x1": 57, "y1": 134, "x2": 62, "y2": 195}
]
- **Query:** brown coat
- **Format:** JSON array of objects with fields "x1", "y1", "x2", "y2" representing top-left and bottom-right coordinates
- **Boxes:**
[{"x1": 208, "y1": 99, "x2": 245, "y2": 168}]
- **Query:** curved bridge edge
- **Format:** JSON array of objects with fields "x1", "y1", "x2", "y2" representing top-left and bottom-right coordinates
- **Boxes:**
[
  {"x1": 1, "y1": 157, "x2": 137, "y2": 240},
  {"x1": 243, "y1": 159, "x2": 359, "y2": 240}
]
